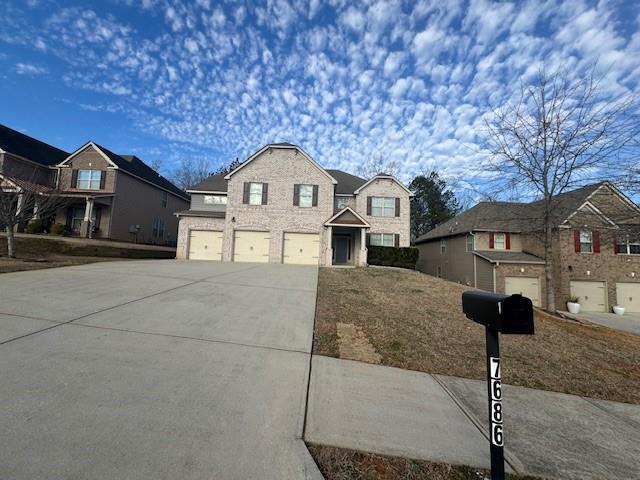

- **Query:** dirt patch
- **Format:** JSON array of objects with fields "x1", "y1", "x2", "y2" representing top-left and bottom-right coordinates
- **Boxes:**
[
  {"x1": 337, "y1": 323, "x2": 382, "y2": 364},
  {"x1": 314, "y1": 267, "x2": 640, "y2": 404},
  {"x1": 307, "y1": 443, "x2": 540, "y2": 480},
  {"x1": 0, "y1": 255, "x2": 121, "y2": 274}
]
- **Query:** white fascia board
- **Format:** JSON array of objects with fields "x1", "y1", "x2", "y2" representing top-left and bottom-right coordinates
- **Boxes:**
[
  {"x1": 353, "y1": 175, "x2": 414, "y2": 196},
  {"x1": 57, "y1": 141, "x2": 119, "y2": 168},
  {"x1": 186, "y1": 190, "x2": 228, "y2": 194}
]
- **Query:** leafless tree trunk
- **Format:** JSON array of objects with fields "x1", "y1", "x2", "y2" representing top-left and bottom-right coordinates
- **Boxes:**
[
  {"x1": 482, "y1": 68, "x2": 639, "y2": 312},
  {"x1": 357, "y1": 153, "x2": 401, "y2": 179},
  {"x1": 170, "y1": 157, "x2": 213, "y2": 190}
]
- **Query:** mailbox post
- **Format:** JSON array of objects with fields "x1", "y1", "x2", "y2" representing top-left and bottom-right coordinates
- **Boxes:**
[{"x1": 462, "y1": 291, "x2": 534, "y2": 480}]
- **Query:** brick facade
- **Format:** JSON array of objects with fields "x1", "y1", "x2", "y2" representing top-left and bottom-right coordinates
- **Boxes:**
[{"x1": 176, "y1": 216, "x2": 226, "y2": 260}]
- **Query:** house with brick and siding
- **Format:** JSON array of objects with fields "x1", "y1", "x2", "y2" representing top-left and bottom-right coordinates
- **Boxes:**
[
  {"x1": 175, "y1": 143, "x2": 412, "y2": 266},
  {"x1": 415, "y1": 182, "x2": 640, "y2": 313},
  {"x1": 0, "y1": 124, "x2": 189, "y2": 244}
]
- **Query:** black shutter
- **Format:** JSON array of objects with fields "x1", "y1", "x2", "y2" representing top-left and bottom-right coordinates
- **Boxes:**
[
  {"x1": 366, "y1": 233, "x2": 371, "y2": 246},
  {"x1": 394, "y1": 234, "x2": 400, "y2": 247},
  {"x1": 99, "y1": 171, "x2": 106, "y2": 189},
  {"x1": 261, "y1": 183, "x2": 268, "y2": 205},
  {"x1": 395, "y1": 197, "x2": 400, "y2": 217},
  {"x1": 367, "y1": 197, "x2": 372, "y2": 215},
  {"x1": 293, "y1": 184, "x2": 300, "y2": 206},
  {"x1": 71, "y1": 169, "x2": 78, "y2": 188},
  {"x1": 312, "y1": 185, "x2": 318, "y2": 207},
  {"x1": 243, "y1": 182, "x2": 250, "y2": 204}
]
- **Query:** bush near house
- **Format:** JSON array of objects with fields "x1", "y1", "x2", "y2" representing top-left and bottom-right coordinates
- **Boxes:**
[
  {"x1": 26, "y1": 220, "x2": 44, "y2": 234},
  {"x1": 367, "y1": 246, "x2": 419, "y2": 269},
  {"x1": 50, "y1": 223, "x2": 65, "y2": 235}
]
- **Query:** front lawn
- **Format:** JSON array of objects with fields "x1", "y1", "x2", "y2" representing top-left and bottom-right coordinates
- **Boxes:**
[{"x1": 314, "y1": 267, "x2": 640, "y2": 404}]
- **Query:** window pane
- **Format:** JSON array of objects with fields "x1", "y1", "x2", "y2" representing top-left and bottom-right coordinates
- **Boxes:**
[
  {"x1": 494, "y1": 233, "x2": 505, "y2": 249},
  {"x1": 249, "y1": 183, "x2": 263, "y2": 205},
  {"x1": 372, "y1": 197, "x2": 383, "y2": 208},
  {"x1": 203, "y1": 195, "x2": 214, "y2": 204},
  {"x1": 580, "y1": 230, "x2": 592, "y2": 252},
  {"x1": 299, "y1": 185, "x2": 313, "y2": 207},
  {"x1": 383, "y1": 234, "x2": 394, "y2": 246},
  {"x1": 630, "y1": 244, "x2": 640, "y2": 255},
  {"x1": 370, "y1": 234, "x2": 382, "y2": 246}
]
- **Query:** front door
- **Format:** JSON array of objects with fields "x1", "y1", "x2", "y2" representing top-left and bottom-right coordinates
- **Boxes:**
[{"x1": 334, "y1": 237, "x2": 350, "y2": 264}]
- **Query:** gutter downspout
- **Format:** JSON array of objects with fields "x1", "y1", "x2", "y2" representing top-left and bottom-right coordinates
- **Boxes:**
[{"x1": 493, "y1": 261, "x2": 499, "y2": 293}]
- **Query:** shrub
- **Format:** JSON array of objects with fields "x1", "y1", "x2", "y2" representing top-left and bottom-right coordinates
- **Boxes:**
[
  {"x1": 50, "y1": 223, "x2": 66, "y2": 235},
  {"x1": 26, "y1": 219, "x2": 44, "y2": 234},
  {"x1": 367, "y1": 245, "x2": 419, "y2": 269}
]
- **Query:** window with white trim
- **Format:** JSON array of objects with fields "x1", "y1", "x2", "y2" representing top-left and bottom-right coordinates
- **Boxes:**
[
  {"x1": 299, "y1": 184, "x2": 314, "y2": 208},
  {"x1": 440, "y1": 239, "x2": 446, "y2": 254},
  {"x1": 580, "y1": 230, "x2": 593, "y2": 253},
  {"x1": 152, "y1": 218, "x2": 165, "y2": 238},
  {"x1": 371, "y1": 197, "x2": 395, "y2": 217},
  {"x1": 336, "y1": 197, "x2": 350, "y2": 210},
  {"x1": 370, "y1": 233, "x2": 395, "y2": 247},
  {"x1": 203, "y1": 195, "x2": 227, "y2": 205},
  {"x1": 617, "y1": 235, "x2": 640, "y2": 255},
  {"x1": 249, "y1": 183, "x2": 263, "y2": 205},
  {"x1": 77, "y1": 170, "x2": 102, "y2": 190},
  {"x1": 494, "y1": 233, "x2": 506, "y2": 250},
  {"x1": 466, "y1": 234, "x2": 474, "y2": 252}
]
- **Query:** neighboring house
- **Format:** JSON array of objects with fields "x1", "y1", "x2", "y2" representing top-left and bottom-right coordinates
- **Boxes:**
[
  {"x1": 415, "y1": 182, "x2": 640, "y2": 313},
  {"x1": 0, "y1": 124, "x2": 189, "y2": 244},
  {"x1": 175, "y1": 143, "x2": 412, "y2": 266}
]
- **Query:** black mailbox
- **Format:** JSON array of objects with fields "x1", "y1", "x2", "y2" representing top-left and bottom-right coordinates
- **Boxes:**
[{"x1": 462, "y1": 291, "x2": 534, "y2": 335}]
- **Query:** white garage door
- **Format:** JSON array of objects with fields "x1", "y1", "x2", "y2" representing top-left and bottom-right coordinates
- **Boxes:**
[
  {"x1": 505, "y1": 277, "x2": 541, "y2": 307},
  {"x1": 616, "y1": 283, "x2": 640, "y2": 312},
  {"x1": 233, "y1": 231, "x2": 270, "y2": 263},
  {"x1": 283, "y1": 233, "x2": 320, "y2": 265},
  {"x1": 570, "y1": 281, "x2": 607, "y2": 312},
  {"x1": 188, "y1": 230, "x2": 223, "y2": 261}
]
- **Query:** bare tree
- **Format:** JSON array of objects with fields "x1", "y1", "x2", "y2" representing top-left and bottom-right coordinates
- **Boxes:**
[
  {"x1": 1, "y1": 173, "x2": 66, "y2": 258},
  {"x1": 357, "y1": 153, "x2": 401, "y2": 179},
  {"x1": 170, "y1": 157, "x2": 213, "y2": 190},
  {"x1": 149, "y1": 158, "x2": 163, "y2": 172},
  {"x1": 482, "y1": 68, "x2": 639, "y2": 312}
]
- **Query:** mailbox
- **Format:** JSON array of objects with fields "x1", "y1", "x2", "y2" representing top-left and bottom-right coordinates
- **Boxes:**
[{"x1": 462, "y1": 291, "x2": 534, "y2": 335}]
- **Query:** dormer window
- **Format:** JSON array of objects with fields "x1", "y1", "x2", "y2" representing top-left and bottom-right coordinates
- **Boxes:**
[{"x1": 77, "y1": 170, "x2": 102, "y2": 190}]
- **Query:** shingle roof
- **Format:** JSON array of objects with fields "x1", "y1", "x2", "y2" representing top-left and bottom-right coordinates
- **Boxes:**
[
  {"x1": 0, "y1": 124, "x2": 69, "y2": 166},
  {"x1": 325, "y1": 169, "x2": 367, "y2": 194},
  {"x1": 187, "y1": 173, "x2": 228, "y2": 192},
  {"x1": 473, "y1": 251, "x2": 545, "y2": 264},
  {"x1": 88, "y1": 143, "x2": 188, "y2": 200},
  {"x1": 415, "y1": 183, "x2": 606, "y2": 244}
]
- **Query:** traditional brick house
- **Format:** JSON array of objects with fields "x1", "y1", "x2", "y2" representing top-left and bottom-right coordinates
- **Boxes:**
[
  {"x1": 415, "y1": 182, "x2": 640, "y2": 312},
  {"x1": 175, "y1": 143, "x2": 413, "y2": 265}
]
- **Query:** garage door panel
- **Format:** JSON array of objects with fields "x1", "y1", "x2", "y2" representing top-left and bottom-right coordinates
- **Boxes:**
[
  {"x1": 616, "y1": 283, "x2": 640, "y2": 312},
  {"x1": 570, "y1": 281, "x2": 606, "y2": 312},
  {"x1": 505, "y1": 277, "x2": 540, "y2": 307},
  {"x1": 188, "y1": 231, "x2": 223, "y2": 261},
  {"x1": 283, "y1": 233, "x2": 320, "y2": 265},
  {"x1": 234, "y1": 231, "x2": 270, "y2": 263}
]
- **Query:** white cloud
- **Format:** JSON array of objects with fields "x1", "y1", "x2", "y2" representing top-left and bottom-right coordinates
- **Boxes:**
[{"x1": 15, "y1": 62, "x2": 47, "y2": 75}]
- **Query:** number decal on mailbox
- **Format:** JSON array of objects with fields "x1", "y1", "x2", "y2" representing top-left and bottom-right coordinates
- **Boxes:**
[{"x1": 489, "y1": 357, "x2": 504, "y2": 447}]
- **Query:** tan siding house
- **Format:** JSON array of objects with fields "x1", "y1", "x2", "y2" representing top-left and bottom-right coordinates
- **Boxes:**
[{"x1": 176, "y1": 143, "x2": 413, "y2": 266}]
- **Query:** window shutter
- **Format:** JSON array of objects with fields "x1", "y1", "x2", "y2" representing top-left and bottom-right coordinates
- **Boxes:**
[
  {"x1": 505, "y1": 233, "x2": 511, "y2": 250},
  {"x1": 366, "y1": 233, "x2": 371, "y2": 246},
  {"x1": 367, "y1": 197, "x2": 372, "y2": 215},
  {"x1": 71, "y1": 169, "x2": 78, "y2": 188},
  {"x1": 243, "y1": 183, "x2": 250, "y2": 204},
  {"x1": 613, "y1": 235, "x2": 618, "y2": 254},
  {"x1": 394, "y1": 234, "x2": 400, "y2": 247},
  {"x1": 395, "y1": 197, "x2": 400, "y2": 217},
  {"x1": 261, "y1": 183, "x2": 268, "y2": 205},
  {"x1": 489, "y1": 232, "x2": 494, "y2": 249},
  {"x1": 574, "y1": 230, "x2": 581, "y2": 253},
  {"x1": 293, "y1": 184, "x2": 300, "y2": 206},
  {"x1": 593, "y1": 231, "x2": 600, "y2": 253},
  {"x1": 99, "y1": 171, "x2": 106, "y2": 189},
  {"x1": 312, "y1": 185, "x2": 319, "y2": 207}
]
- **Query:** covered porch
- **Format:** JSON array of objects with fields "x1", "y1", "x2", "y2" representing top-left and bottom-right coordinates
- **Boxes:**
[
  {"x1": 54, "y1": 194, "x2": 114, "y2": 239},
  {"x1": 324, "y1": 207, "x2": 370, "y2": 267}
]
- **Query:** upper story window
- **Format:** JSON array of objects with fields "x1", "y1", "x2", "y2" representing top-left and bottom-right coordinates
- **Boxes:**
[
  {"x1": 336, "y1": 197, "x2": 350, "y2": 210},
  {"x1": 370, "y1": 233, "x2": 395, "y2": 247},
  {"x1": 243, "y1": 182, "x2": 267, "y2": 205},
  {"x1": 77, "y1": 170, "x2": 102, "y2": 190},
  {"x1": 617, "y1": 235, "x2": 640, "y2": 255},
  {"x1": 161, "y1": 192, "x2": 168, "y2": 208},
  {"x1": 299, "y1": 184, "x2": 314, "y2": 208},
  {"x1": 440, "y1": 239, "x2": 446, "y2": 254},
  {"x1": 580, "y1": 230, "x2": 593, "y2": 253},
  {"x1": 494, "y1": 233, "x2": 506, "y2": 250},
  {"x1": 371, "y1": 197, "x2": 396, "y2": 217},
  {"x1": 466, "y1": 234, "x2": 474, "y2": 252},
  {"x1": 203, "y1": 195, "x2": 227, "y2": 205}
]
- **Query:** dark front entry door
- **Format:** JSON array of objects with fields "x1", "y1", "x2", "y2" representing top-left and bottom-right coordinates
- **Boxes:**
[{"x1": 334, "y1": 237, "x2": 350, "y2": 264}]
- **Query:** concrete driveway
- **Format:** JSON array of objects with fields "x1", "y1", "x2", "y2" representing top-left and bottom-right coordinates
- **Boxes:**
[{"x1": 0, "y1": 260, "x2": 323, "y2": 480}]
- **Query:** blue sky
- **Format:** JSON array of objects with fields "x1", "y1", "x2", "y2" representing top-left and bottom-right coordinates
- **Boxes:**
[{"x1": 1, "y1": 0, "x2": 638, "y2": 186}]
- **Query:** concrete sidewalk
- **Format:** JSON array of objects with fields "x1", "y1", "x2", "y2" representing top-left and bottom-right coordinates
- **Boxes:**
[{"x1": 305, "y1": 355, "x2": 640, "y2": 480}]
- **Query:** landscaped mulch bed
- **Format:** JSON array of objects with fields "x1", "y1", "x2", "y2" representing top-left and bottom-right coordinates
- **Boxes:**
[{"x1": 314, "y1": 267, "x2": 640, "y2": 404}]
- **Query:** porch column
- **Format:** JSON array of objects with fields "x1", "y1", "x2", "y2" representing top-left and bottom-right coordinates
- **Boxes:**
[
  {"x1": 360, "y1": 227, "x2": 367, "y2": 266},
  {"x1": 80, "y1": 197, "x2": 94, "y2": 238},
  {"x1": 326, "y1": 226, "x2": 333, "y2": 265},
  {"x1": 31, "y1": 198, "x2": 39, "y2": 220}
]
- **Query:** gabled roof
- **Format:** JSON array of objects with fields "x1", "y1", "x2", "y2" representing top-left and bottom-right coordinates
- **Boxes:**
[
  {"x1": 324, "y1": 207, "x2": 370, "y2": 227},
  {"x1": 0, "y1": 124, "x2": 69, "y2": 166},
  {"x1": 353, "y1": 174, "x2": 415, "y2": 196},
  {"x1": 414, "y1": 182, "x2": 628, "y2": 244},
  {"x1": 59, "y1": 142, "x2": 188, "y2": 200},
  {"x1": 187, "y1": 173, "x2": 227, "y2": 193}
]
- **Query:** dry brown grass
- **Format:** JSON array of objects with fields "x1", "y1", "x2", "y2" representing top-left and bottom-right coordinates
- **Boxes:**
[
  {"x1": 0, "y1": 255, "x2": 119, "y2": 273},
  {"x1": 314, "y1": 267, "x2": 640, "y2": 404},
  {"x1": 307, "y1": 443, "x2": 541, "y2": 480}
]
